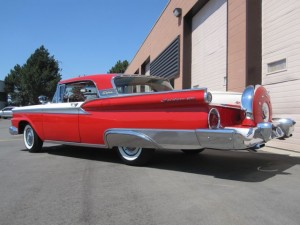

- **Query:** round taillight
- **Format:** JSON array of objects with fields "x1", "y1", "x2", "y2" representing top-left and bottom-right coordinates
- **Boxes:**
[{"x1": 208, "y1": 108, "x2": 220, "y2": 129}]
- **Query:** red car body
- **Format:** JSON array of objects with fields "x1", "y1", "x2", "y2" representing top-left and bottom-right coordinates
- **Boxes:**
[{"x1": 10, "y1": 74, "x2": 295, "y2": 165}]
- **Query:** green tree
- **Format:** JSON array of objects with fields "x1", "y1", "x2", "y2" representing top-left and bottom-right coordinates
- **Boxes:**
[
  {"x1": 4, "y1": 46, "x2": 61, "y2": 105},
  {"x1": 108, "y1": 60, "x2": 129, "y2": 73}
]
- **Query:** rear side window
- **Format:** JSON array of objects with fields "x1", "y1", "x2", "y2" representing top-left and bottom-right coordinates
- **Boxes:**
[{"x1": 114, "y1": 76, "x2": 173, "y2": 95}]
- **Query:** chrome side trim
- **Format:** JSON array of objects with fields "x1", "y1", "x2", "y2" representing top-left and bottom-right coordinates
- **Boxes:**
[
  {"x1": 105, "y1": 129, "x2": 161, "y2": 149},
  {"x1": 211, "y1": 103, "x2": 241, "y2": 109},
  {"x1": 44, "y1": 140, "x2": 107, "y2": 149},
  {"x1": 97, "y1": 88, "x2": 208, "y2": 100},
  {"x1": 137, "y1": 129, "x2": 202, "y2": 149},
  {"x1": 9, "y1": 126, "x2": 19, "y2": 135},
  {"x1": 14, "y1": 108, "x2": 81, "y2": 114},
  {"x1": 196, "y1": 129, "x2": 236, "y2": 149},
  {"x1": 105, "y1": 129, "x2": 203, "y2": 150},
  {"x1": 13, "y1": 105, "x2": 89, "y2": 115}
]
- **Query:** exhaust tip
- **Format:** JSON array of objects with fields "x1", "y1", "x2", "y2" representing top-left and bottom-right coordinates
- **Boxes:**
[{"x1": 249, "y1": 143, "x2": 265, "y2": 152}]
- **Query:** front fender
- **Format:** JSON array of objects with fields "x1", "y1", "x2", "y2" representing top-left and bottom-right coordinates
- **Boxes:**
[{"x1": 11, "y1": 114, "x2": 45, "y2": 140}]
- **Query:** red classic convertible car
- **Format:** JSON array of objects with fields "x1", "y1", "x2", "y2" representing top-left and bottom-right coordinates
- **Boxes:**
[{"x1": 9, "y1": 74, "x2": 295, "y2": 165}]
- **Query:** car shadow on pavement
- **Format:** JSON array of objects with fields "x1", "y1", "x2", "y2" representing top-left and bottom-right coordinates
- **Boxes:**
[
  {"x1": 25, "y1": 145, "x2": 300, "y2": 183},
  {"x1": 151, "y1": 149, "x2": 300, "y2": 182}
]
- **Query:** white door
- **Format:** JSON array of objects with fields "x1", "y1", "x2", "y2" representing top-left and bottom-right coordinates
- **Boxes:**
[
  {"x1": 191, "y1": 0, "x2": 227, "y2": 91},
  {"x1": 262, "y1": 0, "x2": 300, "y2": 151}
]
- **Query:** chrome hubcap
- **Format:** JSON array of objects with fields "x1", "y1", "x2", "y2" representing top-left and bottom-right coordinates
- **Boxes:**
[
  {"x1": 25, "y1": 127, "x2": 34, "y2": 147},
  {"x1": 122, "y1": 147, "x2": 141, "y2": 156},
  {"x1": 118, "y1": 146, "x2": 142, "y2": 161}
]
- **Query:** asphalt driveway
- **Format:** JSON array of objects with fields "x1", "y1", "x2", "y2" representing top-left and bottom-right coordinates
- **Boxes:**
[{"x1": 0, "y1": 118, "x2": 300, "y2": 225}]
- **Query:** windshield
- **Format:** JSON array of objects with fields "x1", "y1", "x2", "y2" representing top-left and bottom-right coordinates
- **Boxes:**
[{"x1": 114, "y1": 76, "x2": 173, "y2": 94}]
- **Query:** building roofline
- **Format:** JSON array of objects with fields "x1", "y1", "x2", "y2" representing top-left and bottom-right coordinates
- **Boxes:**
[{"x1": 127, "y1": 1, "x2": 171, "y2": 70}]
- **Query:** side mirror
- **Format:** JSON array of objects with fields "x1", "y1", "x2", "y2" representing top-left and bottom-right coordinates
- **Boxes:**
[{"x1": 38, "y1": 95, "x2": 49, "y2": 104}]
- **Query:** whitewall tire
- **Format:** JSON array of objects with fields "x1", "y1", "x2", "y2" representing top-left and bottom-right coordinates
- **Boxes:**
[
  {"x1": 117, "y1": 146, "x2": 155, "y2": 166},
  {"x1": 24, "y1": 124, "x2": 43, "y2": 153}
]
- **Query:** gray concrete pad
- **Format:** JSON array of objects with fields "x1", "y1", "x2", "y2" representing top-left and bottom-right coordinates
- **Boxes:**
[{"x1": 1, "y1": 118, "x2": 300, "y2": 225}]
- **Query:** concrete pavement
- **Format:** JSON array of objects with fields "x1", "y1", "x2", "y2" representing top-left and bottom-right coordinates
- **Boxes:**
[{"x1": 0, "y1": 118, "x2": 300, "y2": 225}]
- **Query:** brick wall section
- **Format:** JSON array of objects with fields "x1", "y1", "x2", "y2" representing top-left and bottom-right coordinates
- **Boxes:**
[
  {"x1": 227, "y1": 0, "x2": 247, "y2": 92},
  {"x1": 125, "y1": 0, "x2": 197, "y2": 89},
  {"x1": 127, "y1": 0, "x2": 249, "y2": 91}
]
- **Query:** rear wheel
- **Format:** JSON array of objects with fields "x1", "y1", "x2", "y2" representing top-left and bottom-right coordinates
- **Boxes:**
[
  {"x1": 117, "y1": 146, "x2": 155, "y2": 166},
  {"x1": 181, "y1": 149, "x2": 204, "y2": 154},
  {"x1": 24, "y1": 124, "x2": 43, "y2": 153}
]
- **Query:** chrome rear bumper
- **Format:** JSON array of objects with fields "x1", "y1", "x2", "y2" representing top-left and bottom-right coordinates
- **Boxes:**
[{"x1": 196, "y1": 118, "x2": 295, "y2": 150}]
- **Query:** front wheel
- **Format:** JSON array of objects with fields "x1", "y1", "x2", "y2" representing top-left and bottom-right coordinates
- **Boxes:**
[
  {"x1": 117, "y1": 146, "x2": 155, "y2": 166},
  {"x1": 24, "y1": 124, "x2": 43, "y2": 153}
]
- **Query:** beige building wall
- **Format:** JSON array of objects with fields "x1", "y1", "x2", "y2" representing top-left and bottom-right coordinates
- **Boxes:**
[
  {"x1": 262, "y1": 0, "x2": 300, "y2": 151},
  {"x1": 125, "y1": 0, "x2": 198, "y2": 89}
]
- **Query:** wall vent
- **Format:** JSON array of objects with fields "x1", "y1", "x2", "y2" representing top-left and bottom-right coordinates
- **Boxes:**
[
  {"x1": 267, "y1": 58, "x2": 287, "y2": 74},
  {"x1": 150, "y1": 36, "x2": 180, "y2": 80}
]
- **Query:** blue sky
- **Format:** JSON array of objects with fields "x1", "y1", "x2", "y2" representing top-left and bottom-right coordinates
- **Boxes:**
[{"x1": 0, "y1": 0, "x2": 169, "y2": 81}]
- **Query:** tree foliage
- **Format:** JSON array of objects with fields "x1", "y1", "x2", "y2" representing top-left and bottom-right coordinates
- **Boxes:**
[
  {"x1": 4, "y1": 46, "x2": 61, "y2": 105},
  {"x1": 108, "y1": 60, "x2": 129, "y2": 73}
]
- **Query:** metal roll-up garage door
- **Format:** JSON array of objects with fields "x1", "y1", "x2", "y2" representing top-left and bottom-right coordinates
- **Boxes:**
[
  {"x1": 191, "y1": 0, "x2": 227, "y2": 91},
  {"x1": 262, "y1": 0, "x2": 300, "y2": 151}
]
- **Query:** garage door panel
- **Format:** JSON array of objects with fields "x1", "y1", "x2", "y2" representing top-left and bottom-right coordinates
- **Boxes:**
[
  {"x1": 263, "y1": 74, "x2": 300, "y2": 151},
  {"x1": 262, "y1": 0, "x2": 300, "y2": 151},
  {"x1": 192, "y1": 0, "x2": 227, "y2": 90},
  {"x1": 264, "y1": 80, "x2": 300, "y2": 114}
]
